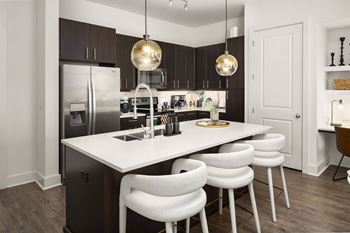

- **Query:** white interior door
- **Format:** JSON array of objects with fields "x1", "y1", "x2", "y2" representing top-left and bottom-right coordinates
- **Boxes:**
[
  {"x1": 0, "y1": 7, "x2": 7, "y2": 189},
  {"x1": 251, "y1": 24, "x2": 303, "y2": 170}
]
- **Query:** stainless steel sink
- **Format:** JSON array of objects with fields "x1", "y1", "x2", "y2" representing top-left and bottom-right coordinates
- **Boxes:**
[{"x1": 114, "y1": 129, "x2": 164, "y2": 141}]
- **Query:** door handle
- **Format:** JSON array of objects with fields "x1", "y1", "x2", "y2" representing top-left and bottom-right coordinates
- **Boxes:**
[
  {"x1": 177, "y1": 80, "x2": 179, "y2": 89},
  {"x1": 173, "y1": 80, "x2": 176, "y2": 89},
  {"x1": 202, "y1": 80, "x2": 205, "y2": 89},
  {"x1": 296, "y1": 114, "x2": 301, "y2": 119},
  {"x1": 85, "y1": 47, "x2": 89, "y2": 60},
  {"x1": 93, "y1": 48, "x2": 97, "y2": 60},
  {"x1": 206, "y1": 80, "x2": 209, "y2": 89}
]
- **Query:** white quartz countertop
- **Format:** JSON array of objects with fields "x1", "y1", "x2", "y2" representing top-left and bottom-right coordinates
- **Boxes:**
[
  {"x1": 62, "y1": 120, "x2": 271, "y2": 173},
  {"x1": 173, "y1": 107, "x2": 226, "y2": 113},
  {"x1": 120, "y1": 112, "x2": 146, "y2": 118}
]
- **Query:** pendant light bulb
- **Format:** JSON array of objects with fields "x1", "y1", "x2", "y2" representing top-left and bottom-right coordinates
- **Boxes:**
[
  {"x1": 131, "y1": 0, "x2": 162, "y2": 71},
  {"x1": 216, "y1": 0, "x2": 238, "y2": 76}
]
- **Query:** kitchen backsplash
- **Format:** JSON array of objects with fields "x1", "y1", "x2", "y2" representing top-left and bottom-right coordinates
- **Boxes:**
[{"x1": 121, "y1": 90, "x2": 226, "y2": 109}]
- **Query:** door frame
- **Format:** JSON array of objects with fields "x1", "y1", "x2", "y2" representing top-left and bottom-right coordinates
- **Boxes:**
[
  {"x1": 0, "y1": 7, "x2": 7, "y2": 189},
  {"x1": 246, "y1": 18, "x2": 312, "y2": 174}
]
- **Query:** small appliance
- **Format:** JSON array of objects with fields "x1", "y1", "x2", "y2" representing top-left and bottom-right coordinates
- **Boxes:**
[
  {"x1": 171, "y1": 95, "x2": 186, "y2": 108},
  {"x1": 138, "y1": 68, "x2": 167, "y2": 89}
]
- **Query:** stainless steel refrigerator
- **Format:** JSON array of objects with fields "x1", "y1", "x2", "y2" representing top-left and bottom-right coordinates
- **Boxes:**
[{"x1": 59, "y1": 64, "x2": 120, "y2": 182}]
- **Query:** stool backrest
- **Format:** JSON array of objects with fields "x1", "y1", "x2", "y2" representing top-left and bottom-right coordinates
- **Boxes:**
[
  {"x1": 245, "y1": 133, "x2": 285, "y2": 152},
  {"x1": 191, "y1": 143, "x2": 254, "y2": 169},
  {"x1": 335, "y1": 127, "x2": 350, "y2": 156},
  {"x1": 120, "y1": 159, "x2": 207, "y2": 198}
]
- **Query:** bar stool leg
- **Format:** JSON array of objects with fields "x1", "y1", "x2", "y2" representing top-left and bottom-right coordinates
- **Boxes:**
[
  {"x1": 119, "y1": 203, "x2": 127, "y2": 233},
  {"x1": 219, "y1": 188, "x2": 223, "y2": 215},
  {"x1": 173, "y1": 222, "x2": 177, "y2": 233},
  {"x1": 199, "y1": 208, "x2": 209, "y2": 233},
  {"x1": 186, "y1": 218, "x2": 190, "y2": 233},
  {"x1": 165, "y1": 222, "x2": 173, "y2": 233},
  {"x1": 228, "y1": 189, "x2": 237, "y2": 233},
  {"x1": 279, "y1": 166, "x2": 290, "y2": 208},
  {"x1": 248, "y1": 183, "x2": 261, "y2": 233},
  {"x1": 267, "y1": 167, "x2": 277, "y2": 222}
]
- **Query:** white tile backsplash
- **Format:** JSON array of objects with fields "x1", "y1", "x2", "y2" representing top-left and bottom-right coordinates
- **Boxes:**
[{"x1": 121, "y1": 90, "x2": 226, "y2": 109}]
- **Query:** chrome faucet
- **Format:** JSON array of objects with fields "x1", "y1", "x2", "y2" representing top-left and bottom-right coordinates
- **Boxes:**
[{"x1": 133, "y1": 83, "x2": 154, "y2": 139}]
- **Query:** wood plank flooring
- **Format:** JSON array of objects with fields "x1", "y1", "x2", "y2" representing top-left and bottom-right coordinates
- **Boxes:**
[{"x1": 0, "y1": 165, "x2": 349, "y2": 233}]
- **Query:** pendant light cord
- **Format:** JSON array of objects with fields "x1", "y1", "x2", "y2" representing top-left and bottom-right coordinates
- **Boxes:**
[
  {"x1": 144, "y1": 0, "x2": 148, "y2": 38},
  {"x1": 225, "y1": 0, "x2": 228, "y2": 52}
]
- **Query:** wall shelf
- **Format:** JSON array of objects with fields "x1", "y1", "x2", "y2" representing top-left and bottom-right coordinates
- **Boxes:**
[
  {"x1": 324, "y1": 65, "x2": 350, "y2": 72},
  {"x1": 324, "y1": 90, "x2": 350, "y2": 95}
]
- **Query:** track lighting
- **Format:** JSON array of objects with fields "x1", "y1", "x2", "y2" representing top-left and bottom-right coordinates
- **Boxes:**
[
  {"x1": 169, "y1": 0, "x2": 173, "y2": 6},
  {"x1": 168, "y1": 0, "x2": 189, "y2": 11}
]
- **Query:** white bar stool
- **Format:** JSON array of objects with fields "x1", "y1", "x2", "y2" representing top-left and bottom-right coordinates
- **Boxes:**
[
  {"x1": 191, "y1": 143, "x2": 261, "y2": 233},
  {"x1": 243, "y1": 133, "x2": 290, "y2": 222},
  {"x1": 119, "y1": 159, "x2": 209, "y2": 233}
]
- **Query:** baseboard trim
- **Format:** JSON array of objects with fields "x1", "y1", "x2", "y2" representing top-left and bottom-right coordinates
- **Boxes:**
[
  {"x1": 35, "y1": 172, "x2": 62, "y2": 190},
  {"x1": 305, "y1": 159, "x2": 330, "y2": 177},
  {"x1": 6, "y1": 171, "x2": 36, "y2": 188}
]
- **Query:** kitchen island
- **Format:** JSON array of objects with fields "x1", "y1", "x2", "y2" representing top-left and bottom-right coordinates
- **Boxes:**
[{"x1": 62, "y1": 120, "x2": 271, "y2": 233}]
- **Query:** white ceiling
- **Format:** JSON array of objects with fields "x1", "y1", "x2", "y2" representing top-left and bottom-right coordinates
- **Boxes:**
[{"x1": 85, "y1": 0, "x2": 246, "y2": 27}]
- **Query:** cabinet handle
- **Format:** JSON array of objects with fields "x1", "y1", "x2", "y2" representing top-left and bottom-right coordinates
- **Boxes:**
[
  {"x1": 219, "y1": 80, "x2": 221, "y2": 89},
  {"x1": 174, "y1": 80, "x2": 176, "y2": 89},
  {"x1": 226, "y1": 79, "x2": 229, "y2": 88},
  {"x1": 93, "y1": 48, "x2": 97, "y2": 60},
  {"x1": 85, "y1": 47, "x2": 89, "y2": 60},
  {"x1": 177, "y1": 80, "x2": 180, "y2": 89},
  {"x1": 187, "y1": 80, "x2": 190, "y2": 89},
  {"x1": 202, "y1": 80, "x2": 205, "y2": 89},
  {"x1": 226, "y1": 90, "x2": 229, "y2": 99},
  {"x1": 128, "y1": 119, "x2": 139, "y2": 123},
  {"x1": 207, "y1": 80, "x2": 209, "y2": 89},
  {"x1": 125, "y1": 79, "x2": 128, "y2": 88}
]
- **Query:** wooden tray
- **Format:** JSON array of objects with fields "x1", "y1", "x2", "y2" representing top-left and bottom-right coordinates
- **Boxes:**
[
  {"x1": 196, "y1": 120, "x2": 230, "y2": 128},
  {"x1": 334, "y1": 79, "x2": 350, "y2": 90}
]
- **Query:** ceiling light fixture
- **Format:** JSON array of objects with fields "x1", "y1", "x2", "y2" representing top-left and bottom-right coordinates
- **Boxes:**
[
  {"x1": 215, "y1": 0, "x2": 238, "y2": 77},
  {"x1": 131, "y1": 0, "x2": 162, "y2": 71},
  {"x1": 168, "y1": 0, "x2": 189, "y2": 11}
]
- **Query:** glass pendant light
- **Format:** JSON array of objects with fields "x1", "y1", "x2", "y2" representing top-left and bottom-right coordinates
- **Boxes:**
[
  {"x1": 131, "y1": 0, "x2": 162, "y2": 71},
  {"x1": 215, "y1": 0, "x2": 238, "y2": 76}
]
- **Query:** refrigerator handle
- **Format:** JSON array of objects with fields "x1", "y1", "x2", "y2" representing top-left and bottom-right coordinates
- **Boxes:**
[
  {"x1": 91, "y1": 75, "x2": 96, "y2": 134},
  {"x1": 88, "y1": 76, "x2": 93, "y2": 135}
]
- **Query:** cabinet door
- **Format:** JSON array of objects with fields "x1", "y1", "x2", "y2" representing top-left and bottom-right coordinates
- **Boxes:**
[
  {"x1": 174, "y1": 45, "x2": 187, "y2": 89},
  {"x1": 186, "y1": 111, "x2": 197, "y2": 121},
  {"x1": 175, "y1": 113, "x2": 187, "y2": 122},
  {"x1": 60, "y1": 18, "x2": 90, "y2": 62},
  {"x1": 116, "y1": 34, "x2": 138, "y2": 91},
  {"x1": 120, "y1": 117, "x2": 146, "y2": 130},
  {"x1": 224, "y1": 89, "x2": 244, "y2": 122},
  {"x1": 226, "y1": 36, "x2": 244, "y2": 90},
  {"x1": 195, "y1": 47, "x2": 207, "y2": 90},
  {"x1": 158, "y1": 42, "x2": 175, "y2": 90},
  {"x1": 197, "y1": 111, "x2": 210, "y2": 119},
  {"x1": 90, "y1": 25, "x2": 116, "y2": 64},
  {"x1": 207, "y1": 43, "x2": 226, "y2": 90},
  {"x1": 185, "y1": 47, "x2": 195, "y2": 90}
]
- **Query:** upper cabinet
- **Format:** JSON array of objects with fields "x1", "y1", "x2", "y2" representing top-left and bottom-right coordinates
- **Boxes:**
[
  {"x1": 206, "y1": 43, "x2": 226, "y2": 90},
  {"x1": 59, "y1": 18, "x2": 116, "y2": 65},
  {"x1": 116, "y1": 34, "x2": 139, "y2": 91},
  {"x1": 195, "y1": 46, "x2": 208, "y2": 90},
  {"x1": 226, "y1": 36, "x2": 245, "y2": 90},
  {"x1": 174, "y1": 45, "x2": 196, "y2": 90}
]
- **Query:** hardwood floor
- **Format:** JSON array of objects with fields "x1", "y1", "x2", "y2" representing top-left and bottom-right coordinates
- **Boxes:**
[{"x1": 0, "y1": 165, "x2": 349, "y2": 233}]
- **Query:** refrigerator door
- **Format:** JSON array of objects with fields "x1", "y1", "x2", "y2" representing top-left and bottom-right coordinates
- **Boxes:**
[
  {"x1": 60, "y1": 64, "x2": 91, "y2": 182},
  {"x1": 91, "y1": 66, "x2": 120, "y2": 134}
]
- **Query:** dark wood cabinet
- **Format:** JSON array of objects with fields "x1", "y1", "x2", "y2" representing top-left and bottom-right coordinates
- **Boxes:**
[
  {"x1": 220, "y1": 89, "x2": 244, "y2": 122},
  {"x1": 90, "y1": 25, "x2": 116, "y2": 64},
  {"x1": 116, "y1": 34, "x2": 139, "y2": 91},
  {"x1": 226, "y1": 36, "x2": 245, "y2": 90},
  {"x1": 185, "y1": 47, "x2": 196, "y2": 90},
  {"x1": 60, "y1": 18, "x2": 90, "y2": 62},
  {"x1": 158, "y1": 41, "x2": 175, "y2": 89},
  {"x1": 174, "y1": 45, "x2": 187, "y2": 89},
  {"x1": 195, "y1": 46, "x2": 207, "y2": 90},
  {"x1": 176, "y1": 111, "x2": 197, "y2": 122},
  {"x1": 59, "y1": 18, "x2": 116, "y2": 65},
  {"x1": 120, "y1": 117, "x2": 146, "y2": 130},
  {"x1": 206, "y1": 43, "x2": 226, "y2": 90},
  {"x1": 197, "y1": 111, "x2": 210, "y2": 119}
]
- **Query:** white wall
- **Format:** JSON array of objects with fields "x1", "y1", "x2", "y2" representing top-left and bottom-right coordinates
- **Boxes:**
[
  {"x1": 245, "y1": 0, "x2": 350, "y2": 175},
  {"x1": 59, "y1": 0, "x2": 196, "y2": 47},
  {"x1": 195, "y1": 17, "x2": 244, "y2": 47},
  {"x1": 0, "y1": 0, "x2": 37, "y2": 187},
  {"x1": 36, "y1": 0, "x2": 61, "y2": 189}
]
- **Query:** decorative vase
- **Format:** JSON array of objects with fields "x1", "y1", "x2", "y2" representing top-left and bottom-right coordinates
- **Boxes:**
[{"x1": 210, "y1": 109, "x2": 219, "y2": 123}]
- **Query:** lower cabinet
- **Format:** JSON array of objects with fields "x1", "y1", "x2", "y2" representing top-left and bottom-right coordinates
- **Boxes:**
[
  {"x1": 176, "y1": 111, "x2": 197, "y2": 122},
  {"x1": 120, "y1": 117, "x2": 146, "y2": 130},
  {"x1": 197, "y1": 111, "x2": 210, "y2": 119}
]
